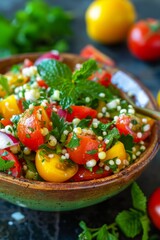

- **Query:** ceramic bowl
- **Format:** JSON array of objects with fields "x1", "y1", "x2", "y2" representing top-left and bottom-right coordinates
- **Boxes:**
[{"x1": 0, "y1": 53, "x2": 159, "y2": 211}]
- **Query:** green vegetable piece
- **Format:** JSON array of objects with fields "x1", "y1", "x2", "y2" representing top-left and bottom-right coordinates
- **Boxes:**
[
  {"x1": 131, "y1": 182, "x2": 147, "y2": 213},
  {"x1": 0, "y1": 157, "x2": 14, "y2": 171},
  {"x1": 66, "y1": 132, "x2": 80, "y2": 149},
  {"x1": 0, "y1": 75, "x2": 10, "y2": 96},
  {"x1": 140, "y1": 215, "x2": 150, "y2": 240},
  {"x1": 115, "y1": 209, "x2": 142, "y2": 238},
  {"x1": 78, "y1": 221, "x2": 92, "y2": 240}
]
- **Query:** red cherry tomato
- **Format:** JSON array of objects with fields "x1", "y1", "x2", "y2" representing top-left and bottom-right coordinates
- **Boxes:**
[
  {"x1": 0, "y1": 118, "x2": 12, "y2": 127},
  {"x1": 115, "y1": 115, "x2": 151, "y2": 143},
  {"x1": 148, "y1": 188, "x2": 160, "y2": 229},
  {"x1": 67, "y1": 134, "x2": 105, "y2": 165},
  {"x1": 71, "y1": 165, "x2": 112, "y2": 182},
  {"x1": 128, "y1": 19, "x2": 160, "y2": 61},
  {"x1": 89, "y1": 70, "x2": 112, "y2": 87},
  {"x1": 37, "y1": 79, "x2": 48, "y2": 89},
  {"x1": 80, "y1": 45, "x2": 115, "y2": 66},
  {"x1": 23, "y1": 58, "x2": 34, "y2": 68},
  {"x1": 17, "y1": 106, "x2": 50, "y2": 150},
  {"x1": 0, "y1": 149, "x2": 21, "y2": 177},
  {"x1": 65, "y1": 105, "x2": 97, "y2": 122}
]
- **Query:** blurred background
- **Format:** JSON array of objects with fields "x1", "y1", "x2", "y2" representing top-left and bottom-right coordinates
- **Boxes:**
[{"x1": 0, "y1": 0, "x2": 160, "y2": 239}]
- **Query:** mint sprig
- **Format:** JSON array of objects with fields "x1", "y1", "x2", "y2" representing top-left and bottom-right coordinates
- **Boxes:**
[
  {"x1": 78, "y1": 182, "x2": 151, "y2": 240},
  {"x1": 37, "y1": 59, "x2": 113, "y2": 109}
]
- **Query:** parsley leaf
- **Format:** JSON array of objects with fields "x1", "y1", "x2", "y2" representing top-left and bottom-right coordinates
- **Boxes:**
[
  {"x1": 66, "y1": 132, "x2": 80, "y2": 148},
  {"x1": 50, "y1": 112, "x2": 72, "y2": 142},
  {"x1": 0, "y1": 157, "x2": 14, "y2": 171},
  {"x1": 77, "y1": 117, "x2": 91, "y2": 128},
  {"x1": 105, "y1": 128, "x2": 120, "y2": 149},
  {"x1": 119, "y1": 134, "x2": 134, "y2": 158},
  {"x1": 0, "y1": 75, "x2": 10, "y2": 96}
]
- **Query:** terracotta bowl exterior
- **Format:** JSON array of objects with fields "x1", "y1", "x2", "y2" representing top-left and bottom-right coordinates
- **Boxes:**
[{"x1": 0, "y1": 53, "x2": 159, "y2": 211}]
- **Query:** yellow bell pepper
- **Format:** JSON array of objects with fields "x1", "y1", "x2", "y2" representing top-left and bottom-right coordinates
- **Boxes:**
[
  {"x1": 103, "y1": 141, "x2": 127, "y2": 171},
  {"x1": 0, "y1": 95, "x2": 21, "y2": 119}
]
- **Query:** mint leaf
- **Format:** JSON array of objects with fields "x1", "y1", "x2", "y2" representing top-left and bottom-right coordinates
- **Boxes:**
[
  {"x1": 72, "y1": 59, "x2": 98, "y2": 82},
  {"x1": 0, "y1": 75, "x2": 10, "y2": 96},
  {"x1": 37, "y1": 59, "x2": 72, "y2": 87},
  {"x1": 131, "y1": 182, "x2": 147, "y2": 213},
  {"x1": 66, "y1": 132, "x2": 80, "y2": 148},
  {"x1": 0, "y1": 157, "x2": 14, "y2": 171},
  {"x1": 115, "y1": 209, "x2": 142, "y2": 238},
  {"x1": 78, "y1": 221, "x2": 92, "y2": 240},
  {"x1": 140, "y1": 215, "x2": 150, "y2": 240},
  {"x1": 59, "y1": 81, "x2": 77, "y2": 109}
]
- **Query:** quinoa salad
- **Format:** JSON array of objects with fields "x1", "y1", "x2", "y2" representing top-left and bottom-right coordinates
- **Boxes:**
[{"x1": 0, "y1": 52, "x2": 154, "y2": 182}]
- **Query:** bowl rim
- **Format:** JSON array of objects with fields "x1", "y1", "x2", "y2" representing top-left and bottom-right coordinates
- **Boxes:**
[{"x1": 0, "y1": 52, "x2": 159, "y2": 191}]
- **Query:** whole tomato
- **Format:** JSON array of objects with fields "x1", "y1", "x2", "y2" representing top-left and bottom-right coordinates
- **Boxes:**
[
  {"x1": 148, "y1": 187, "x2": 160, "y2": 229},
  {"x1": 128, "y1": 19, "x2": 160, "y2": 61}
]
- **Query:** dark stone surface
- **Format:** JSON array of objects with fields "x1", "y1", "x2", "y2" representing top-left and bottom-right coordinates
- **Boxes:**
[{"x1": 0, "y1": 1, "x2": 160, "y2": 239}]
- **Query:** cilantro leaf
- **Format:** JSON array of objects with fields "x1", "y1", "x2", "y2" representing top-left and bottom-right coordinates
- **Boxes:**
[
  {"x1": 72, "y1": 59, "x2": 98, "y2": 82},
  {"x1": 115, "y1": 209, "x2": 142, "y2": 238},
  {"x1": 131, "y1": 182, "x2": 147, "y2": 213},
  {"x1": 0, "y1": 75, "x2": 10, "y2": 96},
  {"x1": 66, "y1": 132, "x2": 80, "y2": 148},
  {"x1": 0, "y1": 157, "x2": 14, "y2": 171}
]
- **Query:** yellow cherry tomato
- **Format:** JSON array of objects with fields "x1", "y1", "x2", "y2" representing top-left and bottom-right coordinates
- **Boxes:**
[
  {"x1": 157, "y1": 91, "x2": 160, "y2": 107},
  {"x1": 35, "y1": 150, "x2": 78, "y2": 182},
  {"x1": 85, "y1": 0, "x2": 136, "y2": 44},
  {"x1": 0, "y1": 94, "x2": 21, "y2": 118}
]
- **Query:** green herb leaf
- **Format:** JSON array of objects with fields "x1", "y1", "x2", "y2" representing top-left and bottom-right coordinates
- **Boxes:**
[
  {"x1": 66, "y1": 132, "x2": 80, "y2": 148},
  {"x1": 119, "y1": 134, "x2": 134, "y2": 153},
  {"x1": 115, "y1": 209, "x2": 142, "y2": 238},
  {"x1": 37, "y1": 59, "x2": 72, "y2": 87},
  {"x1": 0, "y1": 75, "x2": 10, "y2": 96},
  {"x1": 77, "y1": 117, "x2": 91, "y2": 128},
  {"x1": 105, "y1": 128, "x2": 120, "y2": 149},
  {"x1": 140, "y1": 215, "x2": 150, "y2": 240},
  {"x1": 131, "y1": 182, "x2": 147, "y2": 213},
  {"x1": 72, "y1": 59, "x2": 98, "y2": 82},
  {"x1": 51, "y1": 112, "x2": 71, "y2": 142},
  {"x1": 78, "y1": 221, "x2": 92, "y2": 240},
  {"x1": 0, "y1": 157, "x2": 14, "y2": 171},
  {"x1": 86, "y1": 149, "x2": 97, "y2": 155}
]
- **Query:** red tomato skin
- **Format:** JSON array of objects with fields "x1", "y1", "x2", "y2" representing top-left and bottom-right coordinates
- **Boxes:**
[
  {"x1": 115, "y1": 115, "x2": 150, "y2": 143},
  {"x1": 0, "y1": 118, "x2": 12, "y2": 127},
  {"x1": 71, "y1": 165, "x2": 112, "y2": 182},
  {"x1": 80, "y1": 45, "x2": 115, "y2": 66},
  {"x1": 67, "y1": 134, "x2": 101, "y2": 165},
  {"x1": 37, "y1": 79, "x2": 48, "y2": 89},
  {"x1": 65, "y1": 105, "x2": 97, "y2": 122},
  {"x1": 0, "y1": 149, "x2": 21, "y2": 177},
  {"x1": 17, "y1": 107, "x2": 44, "y2": 151},
  {"x1": 23, "y1": 59, "x2": 34, "y2": 68},
  {"x1": 128, "y1": 19, "x2": 160, "y2": 61},
  {"x1": 148, "y1": 188, "x2": 160, "y2": 229}
]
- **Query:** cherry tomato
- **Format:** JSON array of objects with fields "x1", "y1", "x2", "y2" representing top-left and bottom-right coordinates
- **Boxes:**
[
  {"x1": 0, "y1": 149, "x2": 21, "y2": 177},
  {"x1": 71, "y1": 165, "x2": 112, "y2": 182},
  {"x1": 17, "y1": 106, "x2": 50, "y2": 151},
  {"x1": 148, "y1": 188, "x2": 160, "y2": 229},
  {"x1": 67, "y1": 134, "x2": 104, "y2": 165},
  {"x1": 89, "y1": 70, "x2": 112, "y2": 87},
  {"x1": 23, "y1": 58, "x2": 34, "y2": 68},
  {"x1": 128, "y1": 19, "x2": 160, "y2": 61},
  {"x1": 80, "y1": 45, "x2": 115, "y2": 66},
  {"x1": 115, "y1": 115, "x2": 151, "y2": 143},
  {"x1": 37, "y1": 79, "x2": 48, "y2": 89},
  {"x1": 35, "y1": 150, "x2": 78, "y2": 182},
  {"x1": 65, "y1": 105, "x2": 97, "y2": 122},
  {"x1": 0, "y1": 118, "x2": 12, "y2": 127}
]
